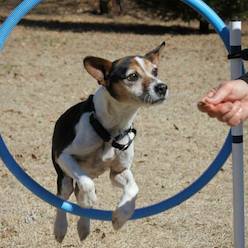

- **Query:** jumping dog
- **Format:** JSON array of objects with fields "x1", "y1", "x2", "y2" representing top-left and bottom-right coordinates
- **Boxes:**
[{"x1": 52, "y1": 42, "x2": 168, "y2": 242}]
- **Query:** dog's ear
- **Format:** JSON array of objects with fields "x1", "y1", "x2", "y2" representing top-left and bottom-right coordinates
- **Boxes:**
[
  {"x1": 84, "y1": 56, "x2": 112, "y2": 85},
  {"x1": 145, "y1": 41, "x2": 165, "y2": 66}
]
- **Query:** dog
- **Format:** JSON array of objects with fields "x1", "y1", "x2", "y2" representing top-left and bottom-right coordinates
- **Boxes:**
[{"x1": 52, "y1": 42, "x2": 168, "y2": 242}]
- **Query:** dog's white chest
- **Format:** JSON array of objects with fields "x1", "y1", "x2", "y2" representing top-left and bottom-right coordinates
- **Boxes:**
[
  {"x1": 74, "y1": 135, "x2": 134, "y2": 178},
  {"x1": 63, "y1": 100, "x2": 135, "y2": 178},
  {"x1": 75, "y1": 146, "x2": 118, "y2": 178}
]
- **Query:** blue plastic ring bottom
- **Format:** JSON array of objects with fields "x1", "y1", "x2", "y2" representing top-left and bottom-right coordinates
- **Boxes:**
[{"x1": 0, "y1": 0, "x2": 233, "y2": 221}]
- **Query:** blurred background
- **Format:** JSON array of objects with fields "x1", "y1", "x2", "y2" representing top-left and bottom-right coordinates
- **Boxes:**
[{"x1": 1, "y1": 0, "x2": 248, "y2": 33}]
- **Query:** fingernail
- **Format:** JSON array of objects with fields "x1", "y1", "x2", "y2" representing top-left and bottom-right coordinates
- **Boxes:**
[
  {"x1": 205, "y1": 98, "x2": 213, "y2": 104},
  {"x1": 207, "y1": 92, "x2": 214, "y2": 98}
]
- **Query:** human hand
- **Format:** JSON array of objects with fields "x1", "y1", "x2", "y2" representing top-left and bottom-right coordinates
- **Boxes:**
[{"x1": 198, "y1": 79, "x2": 248, "y2": 126}]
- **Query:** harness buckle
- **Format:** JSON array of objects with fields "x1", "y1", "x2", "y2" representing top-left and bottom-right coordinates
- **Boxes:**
[{"x1": 89, "y1": 108, "x2": 137, "y2": 151}]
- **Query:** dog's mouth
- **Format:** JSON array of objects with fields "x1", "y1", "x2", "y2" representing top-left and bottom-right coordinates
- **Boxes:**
[
  {"x1": 151, "y1": 97, "x2": 165, "y2": 104},
  {"x1": 139, "y1": 83, "x2": 168, "y2": 105},
  {"x1": 140, "y1": 94, "x2": 166, "y2": 105}
]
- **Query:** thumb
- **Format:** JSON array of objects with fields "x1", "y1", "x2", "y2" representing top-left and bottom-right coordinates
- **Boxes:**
[{"x1": 205, "y1": 85, "x2": 231, "y2": 104}]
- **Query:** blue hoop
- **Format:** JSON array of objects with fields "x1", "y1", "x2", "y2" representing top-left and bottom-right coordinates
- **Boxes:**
[{"x1": 0, "y1": 0, "x2": 232, "y2": 221}]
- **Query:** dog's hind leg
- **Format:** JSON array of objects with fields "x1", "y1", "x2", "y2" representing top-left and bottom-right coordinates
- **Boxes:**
[
  {"x1": 75, "y1": 183, "x2": 91, "y2": 241},
  {"x1": 54, "y1": 175, "x2": 74, "y2": 243},
  {"x1": 110, "y1": 169, "x2": 139, "y2": 230}
]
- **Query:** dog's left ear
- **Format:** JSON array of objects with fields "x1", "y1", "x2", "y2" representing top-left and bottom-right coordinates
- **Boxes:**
[
  {"x1": 145, "y1": 41, "x2": 165, "y2": 66},
  {"x1": 84, "y1": 56, "x2": 112, "y2": 85}
]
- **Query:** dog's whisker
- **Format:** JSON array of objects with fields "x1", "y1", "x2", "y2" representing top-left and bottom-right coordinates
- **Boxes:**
[
  {"x1": 148, "y1": 95, "x2": 152, "y2": 104},
  {"x1": 146, "y1": 95, "x2": 149, "y2": 104},
  {"x1": 143, "y1": 94, "x2": 148, "y2": 104},
  {"x1": 146, "y1": 95, "x2": 150, "y2": 104}
]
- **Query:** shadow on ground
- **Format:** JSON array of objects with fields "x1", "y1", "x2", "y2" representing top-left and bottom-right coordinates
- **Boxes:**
[{"x1": 0, "y1": 16, "x2": 214, "y2": 35}]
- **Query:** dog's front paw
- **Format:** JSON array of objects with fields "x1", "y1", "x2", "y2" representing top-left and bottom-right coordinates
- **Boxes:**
[
  {"x1": 112, "y1": 201, "x2": 135, "y2": 230},
  {"x1": 78, "y1": 177, "x2": 97, "y2": 207},
  {"x1": 82, "y1": 188, "x2": 97, "y2": 207}
]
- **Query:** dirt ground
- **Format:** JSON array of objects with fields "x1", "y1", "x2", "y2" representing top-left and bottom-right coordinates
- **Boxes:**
[{"x1": 1, "y1": 9, "x2": 248, "y2": 248}]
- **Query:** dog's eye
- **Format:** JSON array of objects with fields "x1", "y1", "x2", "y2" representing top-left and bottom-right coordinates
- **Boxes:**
[
  {"x1": 127, "y1": 73, "x2": 139, "y2": 82},
  {"x1": 152, "y1": 68, "x2": 158, "y2": 77}
]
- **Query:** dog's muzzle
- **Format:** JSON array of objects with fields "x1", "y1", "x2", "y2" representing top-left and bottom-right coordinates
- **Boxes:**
[{"x1": 140, "y1": 82, "x2": 168, "y2": 105}]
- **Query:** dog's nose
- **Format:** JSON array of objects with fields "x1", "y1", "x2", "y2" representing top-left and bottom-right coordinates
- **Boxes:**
[{"x1": 154, "y1": 83, "x2": 167, "y2": 96}]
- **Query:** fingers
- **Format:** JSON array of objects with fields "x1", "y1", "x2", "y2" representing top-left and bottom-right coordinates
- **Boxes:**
[
  {"x1": 203, "y1": 83, "x2": 232, "y2": 105},
  {"x1": 226, "y1": 100, "x2": 248, "y2": 126},
  {"x1": 200, "y1": 79, "x2": 248, "y2": 106},
  {"x1": 221, "y1": 101, "x2": 241, "y2": 122},
  {"x1": 225, "y1": 112, "x2": 242, "y2": 126},
  {"x1": 197, "y1": 101, "x2": 233, "y2": 117},
  {"x1": 198, "y1": 80, "x2": 248, "y2": 126},
  {"x1": 197, "y1": 101, "x2": 243, "y2": 126},
  {"x1": 219, "y1": 101, "x2": 242, "y2": 126},
  {"x1": 239, "y1": 101, "x2": 248, "y2": 122}
]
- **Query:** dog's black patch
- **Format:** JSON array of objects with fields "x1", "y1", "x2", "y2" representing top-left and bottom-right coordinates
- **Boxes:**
[
  {"x1": 109, "y1": 57, "x2": 133, "y2": 81},
  {"x1": 52, "y1": 95, "x2": 94, "y2": 195},
  {"x1": 107, "y1": 56, "x2": 138, "y2": 98}
]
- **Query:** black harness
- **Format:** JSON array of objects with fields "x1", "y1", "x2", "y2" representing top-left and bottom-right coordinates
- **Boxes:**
[{"x1": 87, "y1": 95, "x2": 137, "y2": 151}]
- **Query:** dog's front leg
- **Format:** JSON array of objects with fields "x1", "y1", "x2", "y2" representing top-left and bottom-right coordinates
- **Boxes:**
[
  {"x1": 74, "y1": 183, "x2": 92, "y2": 241},
  {"x1": 57, "y1": 153, "x2": 97, "y2": 241},
  {"x1": 110, "y1": 168, "x2": 139, "y2": 230}
]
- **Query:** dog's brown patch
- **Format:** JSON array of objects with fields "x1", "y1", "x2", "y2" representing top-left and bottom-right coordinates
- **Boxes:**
[
  {"x1": 110, "y1": 81, "x2": 131, "y2": 102},
  {"x1": 107, "y1": 56, "x2": 157, "y2": 102},
  {"x1": 133, "y1": 57, "x2": 155, "y2": 91}
]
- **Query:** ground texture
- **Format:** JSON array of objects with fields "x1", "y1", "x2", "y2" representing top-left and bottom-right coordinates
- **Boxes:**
[{"x1": 1, "y1": 8, "x2": 248, "y2": 248}]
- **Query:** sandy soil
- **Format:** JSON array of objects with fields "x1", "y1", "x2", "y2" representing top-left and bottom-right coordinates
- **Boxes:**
[{"x1": 1, "y1": 12, "x2": 248, "y2": 248}]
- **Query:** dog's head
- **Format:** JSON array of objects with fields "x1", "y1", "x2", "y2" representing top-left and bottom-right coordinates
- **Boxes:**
[{"x1": 83, "y1": 42, "x2": 168, "y2": 105}]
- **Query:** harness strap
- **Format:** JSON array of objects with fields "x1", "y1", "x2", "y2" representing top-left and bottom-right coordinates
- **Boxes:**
[
  {"x1": 88, "y1": 95, "x2": 136, "y2": 151},
  {"x1": 87, "y1": 94, "x2": 95, "y2": 112},
  {"x1": 89, "y1": 113, "x2": 111, "y2": 142},
  {"x1": 112, "y1": 128, "x2": 137, "y2": 151}
]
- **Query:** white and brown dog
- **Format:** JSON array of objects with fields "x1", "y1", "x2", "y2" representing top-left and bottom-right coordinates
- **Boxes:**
[{"x1": 52, "y1": 42, "x2": 168, "y2": 242}]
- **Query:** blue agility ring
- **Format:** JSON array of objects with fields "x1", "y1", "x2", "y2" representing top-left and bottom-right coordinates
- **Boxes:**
[{"x1": 0, "y1": 0, "x2": 232, "y2": 221}]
